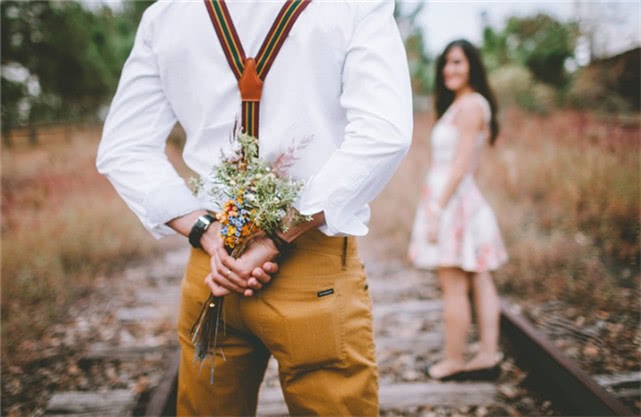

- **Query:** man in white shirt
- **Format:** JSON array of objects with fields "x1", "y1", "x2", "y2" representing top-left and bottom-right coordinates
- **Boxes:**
[{"x1": 97, "y1": 1, "x2": 412, "y2": 415}]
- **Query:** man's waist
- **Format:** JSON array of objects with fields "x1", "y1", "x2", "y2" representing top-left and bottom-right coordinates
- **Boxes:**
[{"x1": 290, "y1": 228, "x2": 357, "y2": 258}]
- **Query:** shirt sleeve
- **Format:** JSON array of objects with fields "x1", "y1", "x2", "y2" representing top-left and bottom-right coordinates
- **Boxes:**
[
  {"x1": 297, "y1": 1, "x2": 413, "y2": 236},
  {"x1": 96, "y1": 10, "x2": 202, "y2": 239}
]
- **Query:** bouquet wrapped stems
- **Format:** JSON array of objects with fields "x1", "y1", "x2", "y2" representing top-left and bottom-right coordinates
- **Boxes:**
[
  {"x1": 190, "y1": 294, "x2": 224, "y2": 383},
  {"x1": 189, "y1": 242, "x2": 247, "y2": 383}
]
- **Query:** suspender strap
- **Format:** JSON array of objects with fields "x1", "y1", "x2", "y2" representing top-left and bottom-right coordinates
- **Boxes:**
[
  {"x1": 204, "y1": 0, "x2": 246, "y2": 80},
  {"x1": 254, "y1": 0, "x2": 309, "y2": 79},
  {"x1": 204, "y1": 0, "x2": 310, "y2": 137}
]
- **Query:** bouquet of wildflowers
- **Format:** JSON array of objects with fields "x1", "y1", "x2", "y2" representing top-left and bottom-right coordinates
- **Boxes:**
[{"x1": 189, "y1": 126, "x2": 311, "y2": 382}]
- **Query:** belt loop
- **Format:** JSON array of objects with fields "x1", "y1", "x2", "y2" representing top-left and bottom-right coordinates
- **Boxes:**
[{"x1": 341, "y1": 237, "x2": 348, "y2": 270}]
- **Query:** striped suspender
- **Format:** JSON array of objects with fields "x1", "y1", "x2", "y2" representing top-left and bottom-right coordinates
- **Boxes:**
[{"x1": 204, "y1": 0, "x2": 310, "y2": 137}]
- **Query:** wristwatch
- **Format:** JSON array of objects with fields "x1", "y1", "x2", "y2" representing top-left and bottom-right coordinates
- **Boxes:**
[{"x1": 188, "y1": 213, "x2": 216, "y2": 249}]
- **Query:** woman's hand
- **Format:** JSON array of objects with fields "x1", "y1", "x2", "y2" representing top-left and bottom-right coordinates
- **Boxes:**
[{"x1": 427, "y1": 202, "x2": 442, "y2": 244}]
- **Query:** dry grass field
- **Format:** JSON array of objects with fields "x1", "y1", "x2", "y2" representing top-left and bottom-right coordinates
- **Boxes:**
[{"x1": 1, "y1": 125, "x2": 187, "y2": 361}]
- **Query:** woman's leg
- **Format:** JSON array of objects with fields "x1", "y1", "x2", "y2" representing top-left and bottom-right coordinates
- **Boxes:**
[
  {"x1": 466, "y1": 270, "x2": 502, "y2": 370},
  {"x1": 428, "y1": 267, "x2": 471, "y2": 378}
]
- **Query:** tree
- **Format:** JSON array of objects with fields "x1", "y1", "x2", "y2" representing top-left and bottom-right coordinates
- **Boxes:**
[
  {"x1": 1, "y1": 77, "x2": 26, "y2": 145},
  {"x1": 1, "y1": 0, "x2": 155, "y2": 135},
  {"x1": 503, "y1": 14, "x2": 578, "y2": 86},
  {"x1": 3, "y1": 2, "x2": 106, "y2": 118},
  {"x1": 481, "y1": 25, "x2": 509, "y2": 72}
]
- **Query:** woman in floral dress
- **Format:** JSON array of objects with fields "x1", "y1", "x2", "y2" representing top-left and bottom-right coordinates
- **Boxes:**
[{"x1": 408, "y1": 39, "x2": 508, "y2": 381}]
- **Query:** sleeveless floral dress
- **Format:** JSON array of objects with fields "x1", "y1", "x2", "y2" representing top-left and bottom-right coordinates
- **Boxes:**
[{"x1": 408, "y1": 93, "x2": 508, "y2": 272}]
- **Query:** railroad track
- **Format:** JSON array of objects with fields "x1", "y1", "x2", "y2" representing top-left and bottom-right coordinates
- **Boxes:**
[
  {"x1": 141, "y1": 305, "x2": 636, "y2": 417},
  {"x1": 500, "y1": 302, "x2": 636, "y2": 417},
  {"x1": 41, "y1": 254, "x2": 637, "y2": 417}
]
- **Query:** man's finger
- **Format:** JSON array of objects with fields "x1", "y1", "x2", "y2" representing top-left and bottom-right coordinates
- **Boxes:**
[
  {"x1": 220, "y1": 269, "x2": 247, "y2": 289},
  {"x1": 251, "y1": 268, "x2": 272, "y2": 285},
  {"x1": 216, "y1": 265, "x2": 248, "y2": 289},
  {"x1": 217, "y1": 246, "x2": 239, "y2": 268},
  {"x1": 212, "y1": 272, "x2": 246, "y2": 294},
  {"x1": 262, "y1": 262, "x2": 279, "y2": 274},
  {"x1": 217, "y1": 247, "x2": 252, "y2": 278},
  {"x1": 204, "y1": 274, "x2": 232, "y2": 297},
  {"x1": 247, "y1": 277, "x2": 263, "y2": 290},
  {"x1": 211, "y1": 247, "x2": 222, "y2": 277}
]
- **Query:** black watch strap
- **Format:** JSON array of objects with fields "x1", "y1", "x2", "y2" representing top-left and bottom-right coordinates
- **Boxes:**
[{"x1": 188, "y1": 214, "x2": 216, "y2": 249}]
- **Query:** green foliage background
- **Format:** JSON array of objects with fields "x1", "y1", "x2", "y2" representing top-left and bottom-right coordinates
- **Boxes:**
[{"x1": 1, "y1": 0, "x2": 153, "y2": 132}]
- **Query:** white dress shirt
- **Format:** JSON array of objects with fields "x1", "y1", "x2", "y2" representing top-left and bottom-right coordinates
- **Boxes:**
[{"x1": 97, "y1": 0, "x2": 413, "y2": 239}]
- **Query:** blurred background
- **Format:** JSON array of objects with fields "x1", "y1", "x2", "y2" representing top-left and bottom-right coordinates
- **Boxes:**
[{"x1": 2, "y1": 1, "x2": 639, "y2": 416}]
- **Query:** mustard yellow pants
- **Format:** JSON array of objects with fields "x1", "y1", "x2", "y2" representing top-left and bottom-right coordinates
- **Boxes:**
[{"x1": 176, "y1": 230, "x2": 378, "y2": 416}]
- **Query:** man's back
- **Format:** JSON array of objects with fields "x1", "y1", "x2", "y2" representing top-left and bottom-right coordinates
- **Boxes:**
[
  {"x1": 99, "y1": 1, "x2": 412, "y2": 238},
  {"x1": 140, "y1": 1, "x2": 353, "y2": 171}
]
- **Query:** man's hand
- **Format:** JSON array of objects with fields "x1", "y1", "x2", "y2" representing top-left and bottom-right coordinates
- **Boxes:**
[
  {"x1": 202, "y1": 227, "x2": 279, "y2": 297},
  {"x1": 227, "y1": 237, "x2": 280, "y2": 296},
  {"x1": 201, "y1": 222, "x2": 238, "y2": 296},
  {"x1": 167, "y1": 210, "x2": 285, "y2": 297}
]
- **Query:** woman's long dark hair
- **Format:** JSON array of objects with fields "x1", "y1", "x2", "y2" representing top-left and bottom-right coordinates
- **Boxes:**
[{"x1": 434, "y1": 39, "x2": 500, "y2": 144}]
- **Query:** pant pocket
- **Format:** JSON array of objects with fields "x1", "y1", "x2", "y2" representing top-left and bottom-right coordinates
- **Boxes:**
[{"x1": 276, "y1": 286, "x2": 345, "y2": 372}]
